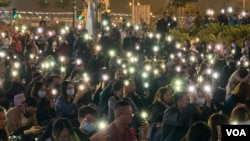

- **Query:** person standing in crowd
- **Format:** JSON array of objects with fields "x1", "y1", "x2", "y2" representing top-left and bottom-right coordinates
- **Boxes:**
[
  {"x1": 6, "y1": 97, "x2": 43, "y2": 140},
  {"x1": 194, "y1": 11, "x2": 204, "y2": 28},
  {"x1": 47, "y1": 35, "x2": 59, "y2": 59},
  {"x1": 36, "y1": 33, "x2": 47, "y2": 51},
  {"x1": 58, "y1": 37, "x2": 71, "y2": 58},
  {"x1": 183, "y1": 12, "x2": 193, "y2": 28},
  {"x1": 156, "y1": 12, "x2": 169, "y2": 36},
  {"x1": 241, "y1": 38, "x2": 250, "y2": 60},
  {"x1": 86, "y1": 48, "x2": 106, "y2": 86},
  {"x1": 24, "y1": 32, "x2": 39, "y2": 58},
  {"x1": 219, "y1": 57, "x2": 236, "y2": 89},
  {"x1": 122, "y1": 30, "x2": 139, "y2": 53},
  {"x1": 229, "y1": 40, "x2": 242, "y2": 61},
  {"x1": 217, "y1": 10, "x2": 229, "y2": 25},
  {"x1": 13, "y1": 31, "x2": 23, "y2": 55},
  {"x1": 2, "y1": 30, "x2": 12, "y2": 49},
  {"x1": 0, "y1": 106, "x2": 8, "y2": 141}
]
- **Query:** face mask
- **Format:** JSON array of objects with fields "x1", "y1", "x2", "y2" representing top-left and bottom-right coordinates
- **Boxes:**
[
  {"x1": 81, "y1": 122, "x2": 96, "y2": 133},
  {"x1": 66, "y1": 89, "x2": 74, "y2": 96},
  {"x1": 38, "y1": 91, "x2": 46, "y2": 98},
  {"x1": 196, "y1": 97, "x2": 205, "y2": 106}
]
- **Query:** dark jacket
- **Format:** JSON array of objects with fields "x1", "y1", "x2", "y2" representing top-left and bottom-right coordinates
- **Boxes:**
[
  {"x1": 36, "y1": 98, "x2": 56, "y2": 126},
  {"x1": 224, "y1": 94, "x2": 250, "y2": 116},
  {"x1": 99, "y1": 80, "x2": 115, "y2": 117},
  {"x1": 161, "y1": 104, "x2": 197, "y2": 141},
  {"x1": 149, "y1": 100, "x2": 168, "y2": 123}
]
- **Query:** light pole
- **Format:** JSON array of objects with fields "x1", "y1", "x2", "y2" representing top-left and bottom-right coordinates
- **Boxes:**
[
  {"x1": 132, "y1": 0, "x2": 135, "y2": 24},
  {"x1": 73, "y1": 0, "x2": 77, "y2": 28},
  {"x1": 243, "y1": 0, "x2": 246, "y2": 9}
]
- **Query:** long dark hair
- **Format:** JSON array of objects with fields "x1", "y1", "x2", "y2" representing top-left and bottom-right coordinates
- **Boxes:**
[
  {"x1": 38, "y1": 120, "x2": 54, "y2": 141},
  {"x1": 30, "y1": 81, "x2": 45, "y2": 100},
  {"x1": 152, "y1": 86, "x2": 173, "y2": 104},
  {"x1": 52, "y1": 118, "x2": 74, "y2": 140},
  {"x1": 0, "y1": 106, "x2": 8, "y2": 141},
  {"x1": 207, "y1": 113, "x2": 229, "y2": 141},
  {"x1": 61, "y1": 80, "x2": 74, "y2": 104}
]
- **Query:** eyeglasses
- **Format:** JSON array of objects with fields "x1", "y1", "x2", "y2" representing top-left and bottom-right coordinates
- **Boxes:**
[{"x1": 120, "y1": 113, "x2": 134, "y2": 117}]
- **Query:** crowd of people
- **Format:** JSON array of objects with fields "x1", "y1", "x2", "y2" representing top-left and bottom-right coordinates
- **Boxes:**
[
  {"x1": 156, "y1": 9, "x2": 250, "y2": 33},
  {"x1": 0, "y1": 11, "x2": 250, "y2": 141}
]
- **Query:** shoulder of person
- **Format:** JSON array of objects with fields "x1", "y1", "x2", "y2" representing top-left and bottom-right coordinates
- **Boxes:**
[
  {"x1": 7, "y1": 106, "x2": 20, "y2": 115},
  {"x1": 164, "y1": 105, "x2": 178, "y2": 114}
]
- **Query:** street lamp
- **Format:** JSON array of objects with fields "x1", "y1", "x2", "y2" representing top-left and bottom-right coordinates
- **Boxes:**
[
  {"x1": 206, "y1": 9, "x2": 214, "y2": 23},
  {"x1": 227, "y1": 7, "x2": 233, "y2": 14},
  {"x1": 73, "y1": 0, "x2": 77, "y2": 28},
  {"x1": 206, "y1": 9, "x2": 214, "y2": 16},
  {"x1": 132, "y1": 0, "x2": 135, "y2": 24},
  {"x1": 243, "y1": 0, "x2": 246, "y2": 9}
]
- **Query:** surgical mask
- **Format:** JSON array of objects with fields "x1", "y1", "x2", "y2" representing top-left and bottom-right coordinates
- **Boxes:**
[
  {"x1": 38, "y1": 91, "x2": 46, "y2": 98},
  {"x1": 66, "y1": 89, "x2": 74, "y2": 96},
  {"x1": 81, "y1": 122, "x2": 96, "y2": 133},
  {"x1": 196, "y1": 97, "x2": 205, "y2": 106}
]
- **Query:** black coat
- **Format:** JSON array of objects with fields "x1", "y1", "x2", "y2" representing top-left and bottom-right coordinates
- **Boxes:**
[
  {"x1": 149, "y1": 101, "x2": 168, "y2": 123},
  {"x1": 161, "y1": 104, "x2": 197, "y2": 141}
]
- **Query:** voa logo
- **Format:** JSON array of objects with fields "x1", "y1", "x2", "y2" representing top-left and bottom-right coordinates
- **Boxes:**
[{"x1": 226, "y1": 129, "x2": 246, "y2": 136}]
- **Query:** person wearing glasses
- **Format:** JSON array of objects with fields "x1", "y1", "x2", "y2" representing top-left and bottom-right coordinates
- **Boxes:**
[
  {"x1": 106, "y1": 100, "x2": 138, "y2": 141},
  {"x1": 107, "y1": 80, "x2": 138, "y2": 123}
]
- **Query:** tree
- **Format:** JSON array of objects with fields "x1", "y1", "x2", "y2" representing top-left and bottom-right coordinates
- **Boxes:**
[
  {"x1": 0, "y1": 0, "x2": 11, "y2": 7},
  {"x1": 168, "y1": 0, "x2": 198, "y2": 8}
]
